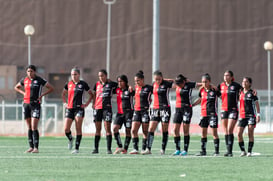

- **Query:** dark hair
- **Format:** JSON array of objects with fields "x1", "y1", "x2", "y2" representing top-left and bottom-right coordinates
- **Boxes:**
[
  {"x1": 26, "y1": 65, "x2": 36, "y2": 72},
  {"x1": 244, "y1": 77, "x2": 252, "y2": 85},
  {"x1": 71, "y1": 67, "x2": 80, "y2": 74},
  {"x1": 225, "y1": 70, "x2": 234, "y2": 81},
  {"x1": 202, "y1": 73, "x2": 211, "y2": 81},
  {"x1": 99, "y1": 69, "x2": 108, "y2": 76},
  {"x1": 153, "y1": 70, "x2": 163, "y2": 77},
  {"x1": 117, "y1": 74, "x2": 128, "y2": 85},
  {"x1": 175, "y1": 74, "x2": 187, "y2": 84},
  {"x1": 135, "y1": 70, "x2": 144, "y2": 79}
]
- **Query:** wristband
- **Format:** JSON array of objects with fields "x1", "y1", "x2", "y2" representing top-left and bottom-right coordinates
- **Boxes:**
[{"x1": 256, "y1": 113, "x2": 260, "y2": 117}]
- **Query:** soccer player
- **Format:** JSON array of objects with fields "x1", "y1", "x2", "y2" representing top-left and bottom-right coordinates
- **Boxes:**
[
  {"x1": 129, "y1": 71, "x2": 153, "y2": 154},
  {"x1": 237, "y1": 77, "x2": 260, "y2": 157},
  {"x1": 62, "y1": 67, "x2": 93, "y2": 154},
  {"x1": 193, "y1": 73, "x2": 220, "y2": 156},
  {"x1": 172, "y1": 74, "x2": 199, "y2": 156},
  {"x1": 14, "y1": 65, "x2": 54, "y2": 153},
  {"x1": 92, "y1": 69, "x2": 118, "y2": 154},
  {"x1": 143, "y1": 70, "x2": 173, "y2": 155},
  {"x1": 217, "y1": 70, "x2": 241, "y2": 157},
  {"x1": 113, "y1": 75, "x2": 134, "y2": 154}
]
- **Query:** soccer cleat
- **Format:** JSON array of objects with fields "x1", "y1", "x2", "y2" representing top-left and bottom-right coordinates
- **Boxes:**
[
  {"x1": 224, "y1": 152, "x2": 233, "y2": 157},
  {"x1": 213, "y1": 152, "x2": 220, "y2": 157},
  {"x1": 113, "y1": 147, "x2": 124, "y2": 155},
  {"x1": 91, "y1": 149, "x2": 99, "y2": 154},
  {"x1": 141, "y1": 149, "x2": 151, "y2": 155},
  {"x1": 68, "y1": 137, "x2": 74, "y2": 150},
  {"x1": 240, "y1": 151, "x2": 247, "y2": 157},
  {"x1": 129, "y1": 149, "x2": 139, "y2": 154},
  {"x1": 71, "y1": 149, "x2": 79, "y2": 154},
  {"x1": 160, "y1": 149, "x2": 165, "y2": 155},
  {"x1": 107, "y1": 150, "x2": 112, "y2": 154},
  {"x1": 247, "y1": 152, "x2": 252, "y2": 157},
  {"x1": 173, "y1": 150, "x2": 181, "y2": 156},
  {"x1": 24, "y1": 148, "x2": 34, "y2": 153},
  {"x1": 180, "y1": 150, "x2": 188, "y2": 156},
  {"x1": 196, "y1": 151, "x2": 206, "y2": 156},
  {"x1": 121, "y1": 149, "x2": 128, "y2": 154},
  {"x1": 31, "y1": 148, "x2": 39, "y2": 153}
]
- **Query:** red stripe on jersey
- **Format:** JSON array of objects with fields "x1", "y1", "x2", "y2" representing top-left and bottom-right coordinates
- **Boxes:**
[
  {"x1": 220, "y1": 82, "x2": 228, "y2": 111},
  {"x1": 134, "y1": 86, "x2": 141, "y2": 111},
  {"x1": 116, "y1": 88, "x2": 123, "y2": 114},
  {"x1": 67, "y1": 81, "x2": 76, "y2": 109},
  {"x1": 175, "y1": 87, "x2": 182, "y2": 108},
  {"x1": 200, "y1": 89, "x2": 208, "y2": 117},
  {"x1": 23, "y1": 78, "x2": 31, "y2": 104},
  {"x1": 239, "y1": 91, "x2": 246, "y2": 118},
  {"x1": 153, "y1": 83, "x2": 159, "y2": 109},
  {"x1": 94, "y1": 82, "x2": 103, "y2": 109}
]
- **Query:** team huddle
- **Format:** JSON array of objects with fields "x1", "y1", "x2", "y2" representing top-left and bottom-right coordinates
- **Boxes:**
[{"x1": 14, "y1": 65, "x2": 260, "y2": 157}]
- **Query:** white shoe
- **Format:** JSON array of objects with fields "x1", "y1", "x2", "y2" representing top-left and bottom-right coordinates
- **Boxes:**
[
  {"x1": 68, "y1": 137, "x2": 74, "y2": 150},
  {"x1": 71, "y1": 149, "x2": 79, "y2": 154},
  {"x1": 141, "y1": 149, "x2": 151, "y2": 155},
  {"x1": 240, "y1": 151, "x2": 247, "y2": 157},
  {"x1": 129, "y1": 149, "x2": 139, "y2": 154},
  {"x1": 113, "y1": 147, "x2": 124, "y2": 155},
  {"x1": 247, "y1": 152, "x2": 252, "y2": 157}
]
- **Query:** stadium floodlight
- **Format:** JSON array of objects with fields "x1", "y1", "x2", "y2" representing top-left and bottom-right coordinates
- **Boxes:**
[
  {"x1": 24, "y1": 25, "x2": 35, "y2": 65},
  {"x1": 153, "y1": 0, "x2": 160, "y2": 81},
  {"x1": 264, "y1": 41, "x2": 272, "y2": 132},
  {"x1": 103, "y1": 0, "x2": 116, "y2": 77}
]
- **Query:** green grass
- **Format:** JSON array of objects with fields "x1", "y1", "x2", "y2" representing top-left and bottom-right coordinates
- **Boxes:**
[{"x1": 0, "y1": 135, "x2": 273, "y2": 181}]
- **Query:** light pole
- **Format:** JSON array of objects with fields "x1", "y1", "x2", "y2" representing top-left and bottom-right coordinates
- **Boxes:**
[
  {"x1": 264, "y1": 41, "x2": 272, "y2": 132},
  {"x1": 24, "y1": 25, "x2": 35, "y2": 65},
  {"x1": 152, "y1": 0, "x2": 160, "y2": 80},
  {"x1": 103, "y1": 0, "x2": 116, "y2": 77}
]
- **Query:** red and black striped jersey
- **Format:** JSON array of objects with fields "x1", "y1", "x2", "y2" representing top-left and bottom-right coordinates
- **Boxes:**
[
  {"x1": 153, "y1": 80, "x2": 173, "y2": 109},
  {"x1": 116, "y1": 87, "x2": 134, "y2": 114},
  {"x1": 199, "y1": 87, "x2": 220, "y2": 117},
  {"x1": 64, "y1": 80, "x2": 90, "y2": 109},
  {"x1": 93, "y1": 80, "x2": 118, "y2": 109},
  {"x1": 175, "y1": 82, "x2": 196, "y2": 108},
  {"x1": 217, "y1": 81, "x2": 241, "y2": 111},
  {"x1": 20, "y1": 76, "x2": 47, "y2": 104},
  {"x1": 239, "y1": 89, "x2": 258, "y2": 118},
  {"x1": 134, "y1": 85, "x2": 153, "y2": 111}
]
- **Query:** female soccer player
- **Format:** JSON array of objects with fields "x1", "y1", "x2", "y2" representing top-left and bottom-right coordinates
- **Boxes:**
[
  {"x1": 237, "y1": 77, "x2": 260, "y2": 157},
  {"x1": 14, "y1": 65, "x2": 54, "y2": 153},
  {"x1": 192, "y1": 73, "x2": 220, "y2": 156},
  {"x1": 62, "y1": 67, "x2": 93, "y2": 154},
  {"x1": 143, "y1": 70, "x2": 173, "y2": 155},
  {"x1": 113, "y1": 75, "x2": 134, "y2": 154},
  {"x1": 92, "y1": 69, "x2": 118, "y2": 154},
  {"x1": 129, "y1": 71, "x2": 153, "y2": 154},
  {"x1": 217, "y1": 70, "x2": 241, "y2": 157}
]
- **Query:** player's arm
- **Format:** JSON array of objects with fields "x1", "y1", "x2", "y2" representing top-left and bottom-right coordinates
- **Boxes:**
[
  {"x1": 62, "y1": 89, "x2": 68, "y2": 104},
  {"x1": 39, "y1": 82, "x2": 54, "y2": 100},
  {"x1": 92, "y1": 91, "x2": 96, "y2": 109},
  {"x1": 255, "y1": 100, "x2": 261, "y2": 123},
  {"x1": 192, "y1": 98, "x2": 201, "y2": 107},
  {"x1": 14, "y1": 82, "x2": 25, "y2": 96},
  {"x1": 82, "y1": 90, "x2": 93, "y2": 108}
]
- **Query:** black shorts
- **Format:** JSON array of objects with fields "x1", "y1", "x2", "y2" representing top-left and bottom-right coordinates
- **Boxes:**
[
  {"x1": 173, "y1": 107, "x2": 192, "y2": 124},
  {"x1": 150, "y1": 108, "x2": 171, "y2": 123},
  {"x1": 221, "y1": 110, "x2": 238, "y2": 120},
  {"x1": 114, "y1": 110, "x2": 133, "y2": 129},
  {"x1": 23, "y1": 103, "x2": 41, "y2": 119},
  {"x1": 132, "y1": 110, "x2": 150, "y2": 123},
  {"x1": 93, "y1": 108, "x2": 112, "y2": 122},
  {"x1": 238, "y1": 117, "x2": 256, "y2": 127},
  {"x1": 199, "y1": 116, "x2": 218, "y2": 128},
  {"x1": 65, "y1": 108, "x2": 85, "y2": 120}
]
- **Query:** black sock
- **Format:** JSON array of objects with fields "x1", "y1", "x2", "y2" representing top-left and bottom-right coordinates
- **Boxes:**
[
  {"x1": 28, "y1": 129, "x2": 34, "y2": 148},
  {"x1": 147, "y1": 132, "x2": 154, "y2": 151},
  {"x1": 227, "y1": 134, "x2": 234, "y2": 154},
  {"x1": 33, "y1": 130, "x2": 39, "y2": 149},
  {"x1": 114, "y1": 132, "x2": 123, "y2": 148},
  {"x1": 75, "y1": 135, "x2": 82, "y2": 150},
  {"x1": 214, "y1": 138, "x2": 220, "y2": 153},
  {"x1": 132, "y1": 137, "x2": 139, "y2": 150},
  {"x1": 239, "y1": 141, "x2": 245, "y2": 152},
  {"x1": 65, "y1": 131, "x2": 73, "y2": 141},
  {"x1": 94, "y1": 135, "x2": 100, "y2": 150},
  {"x1": 201, "y1": 137, "x2": 207, "y2": 152},
  {"x1": 124, "y1": 136, "x2": 131, "y2": 151},
  {"x1": 225, "y1": 134, "x2": 228, "y2": 146},
  {"x1": 142, "y1": 138, "x2": 147, "y2": 151},
  {"x1": 248, "y1": 142, "x2": 254, "y2": 153},
  {"x1": 184, "y1": 135, "x2": 190, "y2": 152},
  {"x1": 174, "y1": 136, "x2": 181, "y2": 151},
  {"x1": 162, "y1": 132, "x2": 168, "y2": 151},
  {"x1": 106, "y1": 135, "x2": 112, "y2": 151}
]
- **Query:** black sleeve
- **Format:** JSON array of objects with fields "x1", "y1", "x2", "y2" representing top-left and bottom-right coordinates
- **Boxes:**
[
  {"x1": 83, "y1": 81, "x2": 90, "y2": 91},
  {"x1": 166, "y1": 80, "x2": 173, "y2": 88},
  {"x1": 64, "y1": 82, "x2": 68, "y2": 90},
  {"x1": 188, "y1": 82, "x2": 196, "y2": 88},
  {"x1": 39, "y1": 76, "x2": 47, "y2": 86},
  {"x1": 217, "y1": 84, "x2": 221, "y2": 96},
  {"x1": 111, "y1": 81, "x2": 118, "y2": 94},
  {"x1": 199, "y1": 90, "x2": 201, "y2": 98},
  {"x1": 93, "y1": 83, "x2": 97, "y2": 92},
  {"x1": 19, "y1": 78, "x2": 25, "y2": 86}
]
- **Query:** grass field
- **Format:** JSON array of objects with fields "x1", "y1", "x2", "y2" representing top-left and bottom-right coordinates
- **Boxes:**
[{"x1": 0, "y1": 135, "x2": 273, "y2": 181}]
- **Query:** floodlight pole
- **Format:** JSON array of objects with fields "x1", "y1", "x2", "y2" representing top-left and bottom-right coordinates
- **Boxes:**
[
  {"x1": 152, "y1": 0, "x2": 160, "y2": 80},
  {"x1": 24, "y1": 25, "x2": 35, "y2": 65}
]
